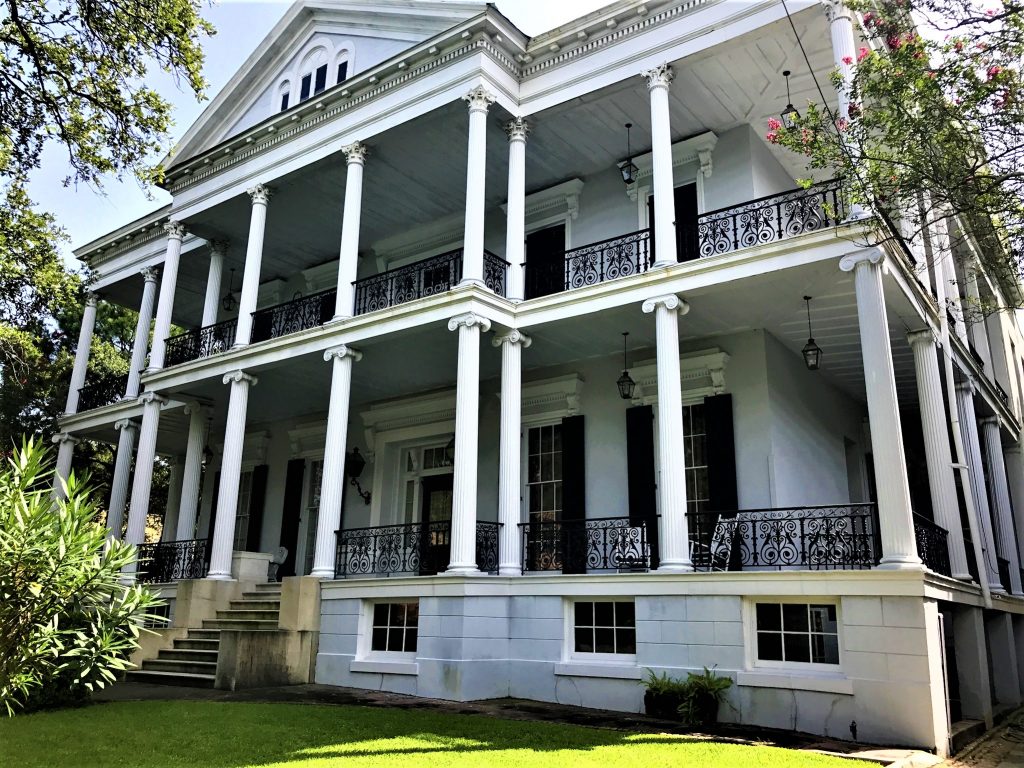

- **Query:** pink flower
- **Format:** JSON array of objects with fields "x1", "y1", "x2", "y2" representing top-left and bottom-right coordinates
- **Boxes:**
[
  {"x1": 887, "y1": 35, "x2": 902, "y2": 49},
  {"x1": 836, "y1": 117, "x2": 849, "y2": 131},
  {"x1": 988, "y1": 65, "x2": 1002, "y2": 80},
  {"x1": 986, "y1": 7, "x2": 997, "y2": 15},
  {"x1": 954, "y1": 40, "x2": 965, "y2": 51},
  {"x1": 857, "y1": 46, "x2": 871, "y2": 62},
  {"x1": 767, "y1": 117, "x2": 782, "y2": 130},
  {"x1": 766, "y1": 131, "x2": 779, "y2": 143},
  {"x1": 927, "y1": 71, "x2": 937, "y2": 79},
  {"x1": 842, "y1": 55, "x2": 854, "y2": 65}
]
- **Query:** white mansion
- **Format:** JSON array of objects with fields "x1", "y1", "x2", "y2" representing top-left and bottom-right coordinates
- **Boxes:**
[{"x1": 56, "y1": 0, "x2": 1024, "y2": 756}]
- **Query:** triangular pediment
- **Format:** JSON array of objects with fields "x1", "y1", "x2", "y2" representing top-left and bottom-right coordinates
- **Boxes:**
[{"x1": 168, "y1": 0, "x2": 487, "y2": 169}]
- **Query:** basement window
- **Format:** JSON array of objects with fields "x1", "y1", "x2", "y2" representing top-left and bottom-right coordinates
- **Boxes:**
[
  {"x1": 370, "y1": 602, "x2": 419, "y2": 654},
  {"x1": 572, "y1": 600, "x2": 636, "y2": 658},
  {"x1": 754, "y1": 602, "x2": 839, "y2": 666}
]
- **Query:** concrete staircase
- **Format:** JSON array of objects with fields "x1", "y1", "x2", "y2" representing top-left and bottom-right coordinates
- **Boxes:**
[{"x1": 127, "y1": 582, "x2": 282, "y2": 688}]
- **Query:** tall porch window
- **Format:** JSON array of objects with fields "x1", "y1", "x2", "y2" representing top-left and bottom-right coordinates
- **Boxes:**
[
  {"x1": 233, "y1": 470, "x2": 254, "y2": 550},
  {"x1": 303, "y1": 459, "x2": 324, "y2": 576},
  {"x1": 527, "y1": 424, "x2": 563, "y2": 525}
]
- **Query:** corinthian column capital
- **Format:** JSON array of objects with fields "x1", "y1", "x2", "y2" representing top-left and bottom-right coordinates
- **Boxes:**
[
  {"x1": 247, "y1": 184, "x2": 272, "y2": 206},
  {"x1": 642, "y1": 63, "x2": 673, "y2": 90},
  {"x1": 342, "y1": 142, "x2": 368, "y2": 165},
  {"x1": 164, "y1": 220, "x2": 187, "y2": 239},
  {"x1": 505, "y1": 117, "x2": 530, "y2": 142},
  {"x1": 464, "y1": 85, "x2": 496, "y2": 113}
]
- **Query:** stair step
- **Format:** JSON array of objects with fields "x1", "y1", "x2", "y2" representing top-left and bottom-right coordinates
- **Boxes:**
[
  {"x1": 215, "y1": 609, "x2": 280, "y2": 621},
  {"x1": 187, "y1": 629, "x2": 222, "y2": 640},
  {"x1": 202, "y1": 619, "x2": 280, "y2": 630},
  {"x1": 173, "y1": 638, "x2": 220, "y2": 651},
  {"x1": 229, "y1": 599, "x2": 281, "y2": 611},
  {"x1": 126, "y1": 670, "x2": 216, "y2": 689},
  {"x1": 159, "y1": 649, "x2": 219, "y2": 663},
  {"x1": 254, "y1": 582, "x2": 283, "y2": 590},
  {"x1": 142, "y1": 659, "x2": 217, "y2": 675}
]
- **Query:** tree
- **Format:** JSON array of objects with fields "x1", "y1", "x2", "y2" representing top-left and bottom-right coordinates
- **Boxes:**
[
  {"x1": 767, "y1": 0, "x2": 1024, "y2": 307},
  {"x1": 0, "y1": 440, "x2": 161, "y2": 714}
]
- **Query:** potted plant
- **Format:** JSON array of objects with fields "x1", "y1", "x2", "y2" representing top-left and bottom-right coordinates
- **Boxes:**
[
  {"x1": 678, "y1": 666, "x2": 733, "y2": 727},
  {"x1": 641, "y1": 669, "x2": 688, "y2": 719}
]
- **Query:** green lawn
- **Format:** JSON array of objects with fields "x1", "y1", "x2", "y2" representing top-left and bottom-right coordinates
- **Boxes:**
[{"x1": 0, "y1": 701, "x2": 875, "y2": 768}]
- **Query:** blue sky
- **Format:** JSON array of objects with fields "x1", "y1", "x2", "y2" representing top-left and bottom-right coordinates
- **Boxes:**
[{"x1": 29, "y1": 0, "x2": 608, "y2": 265}]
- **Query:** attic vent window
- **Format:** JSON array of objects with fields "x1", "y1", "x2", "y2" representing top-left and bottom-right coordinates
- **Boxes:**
[
  {"x1": 313, "y1": 64, "x2": 328, "y2": 96},
  {"x1": 337, "y1": 61, "x2": 349, "y2": 84},
  {"x1": 300, "y1": 74, "x2": 312, "y2": 102},
  {"x1": 280, "y1": 93, "x2": 290, "y2": 111}
]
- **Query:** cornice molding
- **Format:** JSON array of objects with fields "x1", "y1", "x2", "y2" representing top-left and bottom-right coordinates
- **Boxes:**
[{"x1": 629, "y1": 347, "x2": 731, "y2": 404}]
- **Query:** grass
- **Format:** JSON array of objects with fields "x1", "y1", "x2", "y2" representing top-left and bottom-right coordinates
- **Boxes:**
[{"x1": 0, "y1": 701, "x2": 877, "y2": 768}]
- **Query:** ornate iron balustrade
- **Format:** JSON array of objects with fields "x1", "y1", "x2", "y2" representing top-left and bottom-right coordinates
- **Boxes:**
[
  {"x1": 563, "y1": 229, "x2": 652, "y2": 290},
  {"x1": 913, "y1": 514, "x2": 951, "y2": 577},
  {"x1": 688, "y1": 504, "x2": 880, "y2": 571},
  {"x1": 519, "y1": 517, "x2": 651, "y2": 573},
  {"x1": 697, "y1": 179, "x2": 845, "y2": 258},
  {"x1": 77, "y1": 372, "x2": 130, "y2": 412},
  {"x1": 998, "y1": 556, "x2": 1012, "y2": 591},
  {"x1": 334, "y1": 520, "x2": 501, "y2": 577},
  {"x1": 136, "y1": 539, "x2": 209, "y2": 584},
  {"x1": 164, "y1": 319, "x2": 238, "y2": 367},
  {"x1": 353, "y1": 248, "x2": 508, "y2": 315},
  {"x1": 251, "y1": 288, "x2": 337, "y2": 343}
]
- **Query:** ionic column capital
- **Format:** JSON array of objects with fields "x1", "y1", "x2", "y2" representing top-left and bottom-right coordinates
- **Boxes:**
[
  {"x1": 505, "y1": 117, "x2": 530, "y2": 142},
  {"x1": 222, "y1": 369, "x2": 258, "y2": 387},
  {"x1": 448, "y1": 312, "x2": 492, "y2": 333},
  {"x1": 138, "y1": 391, "x2": 169, "y2": 407},
  {"x1": 208, "y1": 239, "x2": 229, "y2": 256},
  {"x1": 83, "y1": 291, "x2": 99, "y2": 307},
  {"x1": 342, "y1": 141, "x2": 368, "y2": 165},
  {"x1": 492, "y1": 329, "x2": 531, "y2": 349},
  {"x1": 323, "y1": 344, "x2": 363, "y2": 363},
  {"x1": 141, "y1": 266, "x2": 160, "y2": 283},
  {"x1": 114, "y1": 418, "x2": 138, "y2": 433},
  {"x1": 51, "y1": 432, "x2": 79, "y2": 446},
  {"x1": 907, "y1": 328, "x2": 938, "y2": 347},
  {"x1": 642, "y1": 294, "x2": 690, "y2": 315},
  {"x1": 464, "y1": 85, "x2": 496, "y2": 113},
  {"x1": 164, "y1": 220, "x2": 187, "y2": 240},
  {"x1": 820, "y1": 0, "x2": 853, "y2": 24},
  {"x1": 839, "y1": 247, "x2": 884, "y2": 273},
  {"x1": 642, "y1": 62, "x2": 674, "y2": 90},
  {"x1": 182, "y1": 400, "x2": 209, "y2": 417},
  {"x1": 247, "y1": 184, "x2": 272, "y2": 206}
]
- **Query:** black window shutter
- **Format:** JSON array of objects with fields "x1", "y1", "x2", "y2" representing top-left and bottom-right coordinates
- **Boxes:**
[
  {"x1": 277, "y1": 459, "x2": 306, "y2": 578},
  {"x1": 560, "y1": 415, "x2": 586, "y2": 574},
  {"x1": 626, "y1": 405, "x2": 659, "y2": 570},
  {"x1": 245, "y1": 464, "x2": 269, "y2": 551},
  {"x1": 205, "y1": 471, "x2": 221, "y2": 562},
  {"x1": 704, "y1": 394, "x2": 738, "y2": 512}
]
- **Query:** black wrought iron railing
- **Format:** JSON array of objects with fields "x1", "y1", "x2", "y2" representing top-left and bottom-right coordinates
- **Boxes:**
[
  {"x1": 913, "y1": 514, "x2": 951, "y2": 577},
  {"x1": 77, "y1": 372, "x2": 130, "y2": 412},
  {"x1": 687, "y1": 504, "x2": 879, "y2": 571},
  {"x1": 563, "y1": 229, "x2": 652, "y2": 290},
  {"x1": 136, "y1": 539, "x2": 209, "y2": 584},
  {"x1": 995, "y1": 382, "x2": 1010, "y2": 407},
  {"x1": 334, "y1": 520, "x2": 501, "y2": 577},
  {"x1": 353, "y1": 248, "x2": 508, "y2": 315},
  {"x1": 251, "y1": 288, "x2": 337, "y2": 343},
  {"x1": 998, "y1": 556, "x2": 1012, "y2": 591},
  {"x1": 164, "y1": 318, "x2": 238, "y2": 367},
  {"x1": 519, "y1": 517, "x2": 651, "y2": 573}
]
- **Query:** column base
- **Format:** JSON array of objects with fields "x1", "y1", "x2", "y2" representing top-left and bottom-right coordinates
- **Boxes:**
[
  {"x1": 205, "y1": 571, "x2": 235, "y2": 581},
  {"x1": 309, "y1": 568, "x2": 335, "y2": 579},
  {"x1": 953, "y1": 572, "x2": 975, "y2": 582},
  {"x1": 651, "y1": 260, "x2": 677, "y2": 269},
  {"x1": 458, "y1": 278, "x2": 487, "y2": 289},
  {"x1": 445, "y1": 565, "x2": 482, "y2": 576},
  {"x1": 843, "y1": 206, "x2": 872, "y2": 222},
  {"x1": 657, "y1": 562, "x2": 694, "y2": 573},
  {"x1": 875, "y1": 555, "x2": 925, "y2": 571},
  {"x1": 990, "y1": 585, "x2": 1008, "y2": 594},
  {"x1": 498, "y1": 565, "x2": 521, "y2": 576},
  {"x1": 326, "y1": 315, "x2": 351, "y2": 325}
]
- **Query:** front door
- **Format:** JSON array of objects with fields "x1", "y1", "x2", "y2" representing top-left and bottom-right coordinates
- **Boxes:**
[
  {"x1": 647, "y1": 183, "x2": 700, "y2": 262},
  {"x1": 525, "y1": 223, "x2": 567, "y2": 299},
  {"x1": 419, "y1": 473, "x2": 454, "y2": 575}
]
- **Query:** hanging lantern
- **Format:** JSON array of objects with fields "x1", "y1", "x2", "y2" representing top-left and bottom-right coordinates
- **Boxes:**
[
  {"x1": 617, "y1": 332, "x2": 637, "y2": 399},
  {"x1": 802, "y1": 295, "x2": 823, "y2": 371},
  {"x1": 619, "y1": 123, "x2": 640, "y2": 186},
  {"x1": 780, "y1": 70, "x2": 801, "y2": 130}
]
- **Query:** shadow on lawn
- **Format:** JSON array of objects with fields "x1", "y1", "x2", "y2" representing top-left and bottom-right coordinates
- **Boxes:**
[{"x1": 5, "y1": 701, "x2": 712, "y2": 768}]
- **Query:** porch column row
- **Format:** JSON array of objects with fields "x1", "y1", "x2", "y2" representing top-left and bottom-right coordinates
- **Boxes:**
[
  {"x1": 642, "y1": 64, "x2": 678, "y2": 269},
  {"x1": 461, "y1": 87, "x2": 495, "y2": 287},
  {"x1": 234, "y1": 186, "x2": 271, "y2": 347},
  {"x1": 106, "y1": 419, "x2": 137, "y2": 540},
  {"x1": 122, "y1": 392, "x2": 167, "y2": 577},
  {"x1": 125, "y1": 268, "x2": 159, "y2": 398},
  {"x1": 495, "y1": 330, "x2": 531, "y2": 575},
  {"x1": 201, "y1": 240, "x2": 227, "y2": 328},
  {"x1": 64, "y1": 292, "x2": 98, "y2": 415},
  {"x1": 176, "y1": 402, "x2": 207, "y2": 541},
  {"x1": 981, "y1": 418, "x2": 1023, "y2": 594}
]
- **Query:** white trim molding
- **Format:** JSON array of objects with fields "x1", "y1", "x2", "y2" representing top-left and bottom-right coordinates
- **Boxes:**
[
  {"x1": 519, "y1": 373, "x2": 584, "y2": 424},
  {"x1": 629, "y1": 347, "x2": 730, "y2": 404}
]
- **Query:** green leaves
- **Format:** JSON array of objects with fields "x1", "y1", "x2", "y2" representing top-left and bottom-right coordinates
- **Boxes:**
[{"x1": 0, "y1": 438, "x2": 162, "y2": 714}]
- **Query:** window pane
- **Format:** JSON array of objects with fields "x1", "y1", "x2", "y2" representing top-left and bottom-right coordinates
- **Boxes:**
[
  {"x1": 373, "y1": 603, "x2": 388, "y2": 626},
  {"x1": 372, "y1": 627, "x2": 387, "y2": 651},
  {"x1": 756, "y1": 603, "x2": 781, "y2": 631},
  {"x1": 616, "y1": 628, "x2": 636, "y2": 654},
  {"x1": 405, "y1": 603, "x2": 419, "y2": 626},
  {"x1": 529, "y1": 428, "x2": 539, "y2": 453},
  {"x1": 541, "y1": 426, "x2": 552, "y2": 453},
  {"x1": 757, "y1": 631, "x2": 783, "y2": 661},
  {"x1": 542, "y1": 484, "x2": 554, "y2": 511},
  {"x1": 390, "y1": 603, "x2": 406, "y2": 625},
  {"x1": 314, "y1": 64, "x2": 327, "y2": 94},
  {"x1": 594, "y1": 627, "x2": 615, "y2": 654},
  {"x1": 406, "y1": 628, "x2": 418, "y2": 653},
  {"x1": 811, "y1": 633, "x2": 840, "y2": 664},
  {"x1": 574, "y1": 627, "x2": 593, "y2": 653},
  {"x1": 337, "y1": 61, "x2": 348, "y2": 82},
  {"x1": 280, "y1": 93, "x2": 289, "y2": 111},
  {"x1": 300, "y1": 74, "x2": 311, "y2": 101},
  {"x1": 388, "y1": 627, "x2": 403, "y2": 651},
  {"x1": 809, "y1": 604, "x2": 837, "y2": 634},
  {"x1": 575, "y1": 601, "x2": 593, "y2": 627},
  {"x1": 594, "y1": 601, "x2": 614, "y2": 626},
  {"x1": 616, "y1": 601, "x2": 635, "y2": 627},
  {"x1": 782, "y1": 603, "x2": 809, "y2": 632},
  {"x1": 783, "y1": 632, "x2": 811, "y2": 663}
]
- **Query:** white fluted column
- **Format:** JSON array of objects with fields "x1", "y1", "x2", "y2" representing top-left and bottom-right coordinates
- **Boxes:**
[
  {"x1": 447, "y1": 312, "x2": 491, "y2": 573},
  {"x1": 642, "y1": 294, "x2": 693, "y2": 571},
  {"x1": 981, "y1": 418, "x2": 1023, "y2": 594},
  {"x1": 207, "y1": 370, "x2": 257, "y2": 580},
  {"x1": 126, "y1": 268, "x2": 158, "y2": 398},
  {"x1": 51, "y1": 433, "x2": 79, "y2": 499},
  {"x1": 106, "y1": 419, "x2": 137, "y2": 540},
  {"x1": 964, "y1": 264, "x2": 993, "y2": 369},
  {"x1": 64, "y1": 293, "x2": 98, "y2": 414},
  {"x1": 310, "y1": 345, "x2": 362, "y2": 578},
  {"x1": 908, "y1": 329, "x2": 971, "y2": 579},
  {"x1": 123, "y1": 392, "x2": 168, "y2": 578},
  {"x1": 333, "y1": 143, "x2": 368, "y2": 319},
  {"x1": 840, "y1": 249, "x2": 921, "y2": 568},
  {"x1": 162, "y1": 458, "x2": 185, "y2": 543},
  {"x1": 642, "y1": 64, "x2": 678, "y2": 268},
  {"x1": 957, "y1": 382, "x2": 1004, "y2": 591},
  {"x1": 494, "y1": 330, "x2": 531, "y2": 575},
  {"x1": 176, "y1": 402, "x2": 207, "y2": 541},
  {"x1": 1003, "y1": 443, "x2": 1024, "y2": 569},
  {"x1": 504, "y1": 118, "x2": 529, "y2": 301},
  {"x1": 234, "y1": 186, "x2": 271, "y2": 347},
  {"x1": 822, "y1": 0, "x2": 856, "y2": 119},
  {"x1": 201, "y1": 241, "x2": 227, "y2": 327},
  {"x1": 147, "y1": 222, "x2": 186, "y2": 371},
  {"x1": 461, "y1": 86, "x2": 495, "y2": 287}
]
